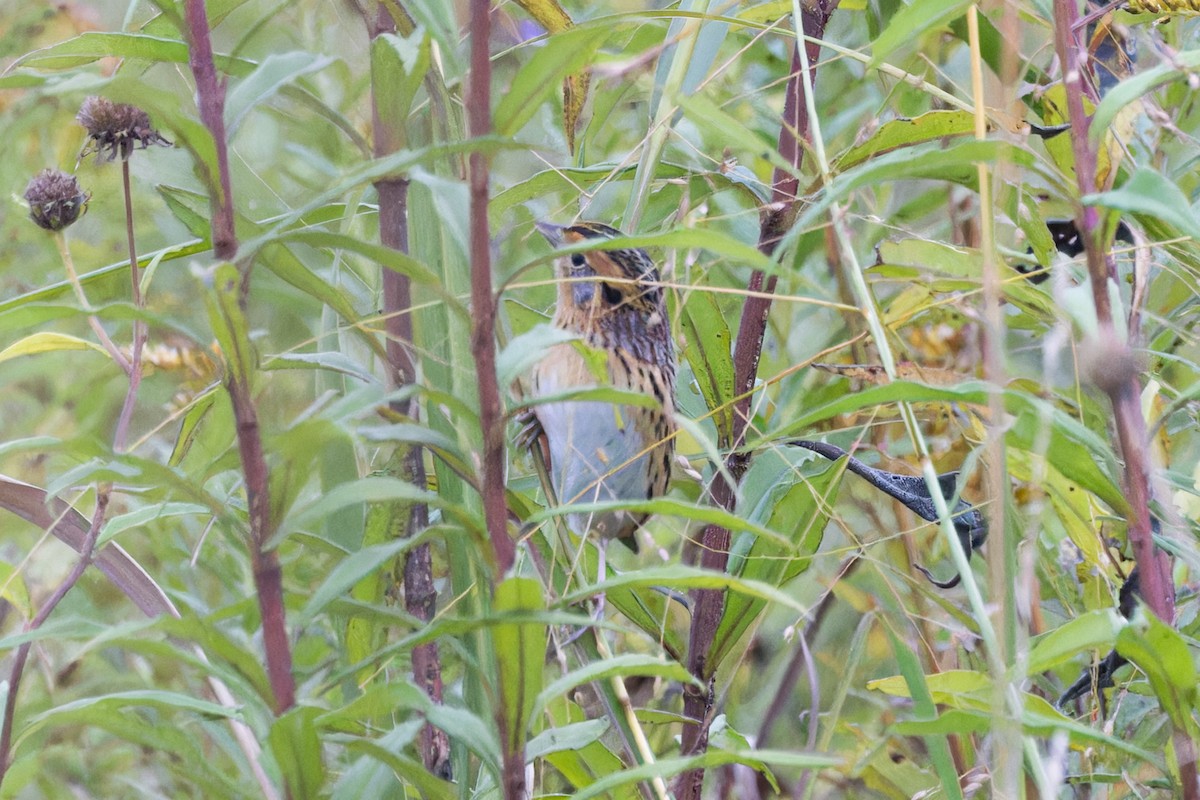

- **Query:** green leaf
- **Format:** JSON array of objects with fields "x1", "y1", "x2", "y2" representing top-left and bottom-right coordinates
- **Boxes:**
[
  {"x1": 0, "y1": 561, "x2": 32, "y2": 619},
  {"x1": 1090, "y1": 48, "x2": 1200, "y2": 142},
  {"x1": 870, "y1": 0, "x2": 971, "y2": 66},
  {"x1": 299, "y1": 539, "x2": 411, "y2": 623},
  {"x1": 533, "y1": 654, "x2": 697, "y2": 718},
  {"x1": 276, "y1": 476, "x2": 439, "y2": 544},
  {"x1": 1028, "y1": 609, "x2": 1123, "y2": 675},
  {"x1": 1117, "y1": 611, "x2": 1200, "y2": 735},
  {"x1": 764, "y1": 380, "x2": 1126, "y2": 512},
  {"x1": 371, "y1": 28, "x2": 431, "y2": 151},
  {"x1": 527, "y1": 719, "x2": 609, "y2": 759},
  {"x1": 98, "y1": 502, "x2": 210, "y2": 549},
  {"x1": 881, "y1": 625, "x2": 965, "y2": 800},
  {"x1": 226, "y1": 51, "x2": 335, "y2": 137},
  {"x1": 269, "y1": 706, "x2": 325, "y2": 800},
  {"x1": 681, "y1": 290, "x2": 734, "y2": 445},
  {"x1": 262, "y1": 351, "x2": 376, "y2": 383},
  {"x1": 494, "y1": 25, "x2": 610, "y2": 139},
  {"x1": 493, "y1": 577, "x2": 546, "y2": 748},
  {"x1": 1085, "y1": 169, "x2": 1200, "y2": 243},
  {"x1": 497, "y1": 323, "x2": 579, "y2": 388},
  {"x1": 0, "y1": 332, "x2": 109, "y2": 365},
  {"x1": 708, "y1": 459, "x2": 842, "y2": 670},
  {"x1": 835, "y1": 110, "x2": 976, "y2": 171}
]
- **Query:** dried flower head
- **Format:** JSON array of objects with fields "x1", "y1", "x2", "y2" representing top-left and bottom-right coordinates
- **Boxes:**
[
  {"x1": 76, "y1": 96, "x2": 172, "y2": 162},
  {"x1": 24, "y1": 169, "x2": 90, "y2": 231}
]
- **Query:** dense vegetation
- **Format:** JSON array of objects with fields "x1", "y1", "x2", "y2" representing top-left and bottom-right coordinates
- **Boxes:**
[{"x1": 1, "y1": 0, "x2": 1198, "y2": 797}]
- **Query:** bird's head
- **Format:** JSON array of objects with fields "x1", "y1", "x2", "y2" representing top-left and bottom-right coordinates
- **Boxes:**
[{"x1": 536, "y1": 221, "x2": 664, "y2": 320}]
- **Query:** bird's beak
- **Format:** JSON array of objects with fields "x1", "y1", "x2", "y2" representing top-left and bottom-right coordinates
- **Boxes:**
[{"x1": 535, "y1": 221, "x2": 564, "y2": 247}]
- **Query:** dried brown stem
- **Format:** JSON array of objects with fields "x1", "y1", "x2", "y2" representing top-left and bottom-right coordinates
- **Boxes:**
[
  {"x1": 183, "y1": 0, "x2": 294, "y2": 715},
  {"x1": 676, "y1": 5, "x2": 836, "y2": 798}
]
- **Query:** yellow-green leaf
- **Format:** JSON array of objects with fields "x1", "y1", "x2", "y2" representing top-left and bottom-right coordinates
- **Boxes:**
[{"x1": 0, "y1": 332, "x2": 109, "y2": 365}]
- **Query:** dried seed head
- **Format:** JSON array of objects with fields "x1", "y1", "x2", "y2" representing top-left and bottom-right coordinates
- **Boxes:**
[
  {"x1": 24, "y1": 169, "x2": 90, "y2": 231},
  {"x1": 76, "y1": 96, "x2": 172, "y2": 162}
]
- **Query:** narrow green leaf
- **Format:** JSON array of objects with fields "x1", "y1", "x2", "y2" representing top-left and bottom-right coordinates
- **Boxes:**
[
  {"x1": 269, "y1": 706, "x2": 325, "y2": 800},
  {"x1": 1028, "y1": 609, "x2": 1123, "y2": 675},
  {"x1": 533, "y1": 654, "x2": 696, "y2": 718},
  {"x1": 495, "y1": 26, "x2": 609, "y2": 139},
  {"x1": 681, "y1": 290, "x2": 734, "y2": 445},
  {"x1": 494, "y1": 577, "x2": 546, "y2": 749},
  {"x1": 226, "y1": 51, "x2": 335, "y2": 137},
  {"x1": 709, "y1": 459, "x2": 842, "y2": 670},
  {"x1": 0, "y1": 332, "x2": 109, "y2": 365},
  {"x1": 836, "y1": 111, "x2": 976, "y2": 171},
  {"x1": 372, "y1": 28, "x2": 431, "y2": 151},
  {"x1": 1085, "y1": 168, "x2": 1200, "y2": 242},
  {"x1": 870, "y1": 0, "x2": 971, "y2": 66},
  {"x1": 299, "y1": 539, "x2": 411, "y2": 623},
  {"x1": 881, "y1": 625, "x2": 965, "y2": 800}
]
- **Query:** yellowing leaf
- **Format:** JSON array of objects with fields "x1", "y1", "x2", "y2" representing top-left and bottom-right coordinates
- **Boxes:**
[
  {"x1": 510, "y1": 0, "x2": 591, "y2": 154},
  {"x1": 0, "y1": 332, "x2": 109, "y2": 365}
]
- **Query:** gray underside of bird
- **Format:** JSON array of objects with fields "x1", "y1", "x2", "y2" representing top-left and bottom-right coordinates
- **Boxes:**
[{"x1": 537, "y1": 397, "x2": 653, "y2": 541}]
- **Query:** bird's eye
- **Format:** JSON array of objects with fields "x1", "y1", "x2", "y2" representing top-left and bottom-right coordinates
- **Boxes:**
[
  {"x1": 601, "y1": 282, "x2": 623, "y2": 306},
  {"x1": 570, "y1": 253, "x2": 586, "y2": 268}
]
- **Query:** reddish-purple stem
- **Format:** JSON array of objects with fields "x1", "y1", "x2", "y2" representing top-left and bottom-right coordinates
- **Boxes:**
[
  {"x1": 183, "y1": 0, "x2": 294, "y2": 715},
  {"x1": 1050, "y1": 0, "x2": 1171, "y2": 625},
  {"x1": 1052, "y1": 2, "x2": 1192, "y2": 796},
  {"x1": 677, "y1": 5, "x2": 835, "y2": 797},
  {"x1": 466, "y1": 0, "x2": 514, "y2": 577},
  {"x1": 468, "y1": 1, "x2": 522, "y2": 797},
  {"x1": 365, "y1": 1, "x2": 449, "y2": 776},
  {"x1": 184, "y1": 0, "x2": 236, "y2": 261}
]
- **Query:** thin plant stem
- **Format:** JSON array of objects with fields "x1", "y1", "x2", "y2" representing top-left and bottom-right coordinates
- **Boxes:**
[
  {"x1": 183, "y1": 0, "x2": 295, "y2": 716},
  {"x1": 1051, "y1": 1, "x2": 1195, "y2": 796},
  {"x1": 53, "y1": 232, "x2": 131, "y2": 374},
  {"x1": 466, "y1": 1, "x2": 521, "y2": 798},
  {"x1": 677, "y1": 4, "x2": 837, "y2": 798},
  {"x1": 466, "y1": 0, "x2": 513, "y2": 577},
  {"x1": 0, "y1": 166, "x2": 150, "y2": 780},
  {"x1": 114, "y1": 159, "x2": 145, "y2": 453},
  {"x1": 364, "y1": 0, "x2": 448, "y2": 775},
  {"x1": 0, "y1": 493, "x2": 110, "y2": 778}
]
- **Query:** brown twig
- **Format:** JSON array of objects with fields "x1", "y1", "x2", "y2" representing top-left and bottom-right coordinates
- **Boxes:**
[
  {"x1": 1051, "y1": 2, "x2": 1193, "y2": 797},
  {"x1": 183, "y1": 0, "x2": 295, "y2": 715},
  {"x1": 466, "y1": 0, "x2": 521, "y2": 797},
  {"x1": 676, "y1": 4, "x2": 837, "y2": 798},
  {"x1": 364, "y1": 0, "x2": 449, "y2": 777}
]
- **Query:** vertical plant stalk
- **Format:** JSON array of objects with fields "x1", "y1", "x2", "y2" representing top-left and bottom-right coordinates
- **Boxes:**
[
  {"x1": 967, "y1": 5, "x2": 1024, "y2": 795},
  {"x1": 183, "y1": 0, "x2": 295, "y2": 714},
  {"x1": 365, "y1": 0, "x2": 449, "y2": 776},
  {"x1": 676, "y1": 4, "x2": 836, "y2": 798},
  {"x1": 466, "y1": 0, "x2": 520, "y2": 798},
  {"x1": 1050, "y1": 0, "x2": 1172, "y2": 626},
  {"x1": 1051, "y1": 2, "x2": 1194, "y2": 796},
  {"x1": 467, "y1": 0, "x2": 514, "y2": 577},
  {"x1": 114, "y1": 160, "x2": 146, "y2": 451}
]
